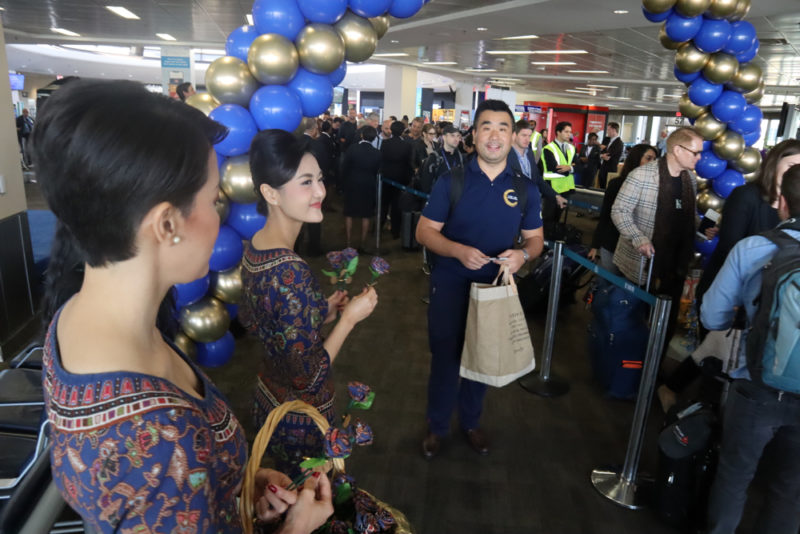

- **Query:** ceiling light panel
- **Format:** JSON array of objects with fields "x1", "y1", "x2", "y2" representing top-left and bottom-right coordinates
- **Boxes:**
[
  {"x1": 51, "y1": 27, "x2": 80, "y2": 37},
  {"x1": 105, "y1": 6, "x2": 140, "y2": 20},
  {"x1": 531, "y1": 61, "x2": 576, "y2": 65},
  {"x1": 498, "y1": 35, "x2": 538, "y2": 40},
  {"x1": 156, "y1": 33, "x2": 176, "y2": 41}
]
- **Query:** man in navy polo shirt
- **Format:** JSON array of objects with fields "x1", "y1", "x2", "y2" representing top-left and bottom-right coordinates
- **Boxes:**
[{"x1": 415, "y1": 99, "x2": 544, "y2": 459}]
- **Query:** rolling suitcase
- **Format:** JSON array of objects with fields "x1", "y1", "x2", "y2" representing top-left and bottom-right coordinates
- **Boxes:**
[
  {"x1": 587, "y1": 256, "x2": 652, "y2": 399},
  {"x1": 401, "y1": 211, "x2": 421, "y2": 251},
  {"x1": 517, "y1": 243, "x2": 591, "y2": 314}
]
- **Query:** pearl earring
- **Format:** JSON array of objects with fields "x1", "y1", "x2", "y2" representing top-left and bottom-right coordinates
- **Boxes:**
[{"x1": 172, "y1": 236, "x2": 181, "y2": 244}]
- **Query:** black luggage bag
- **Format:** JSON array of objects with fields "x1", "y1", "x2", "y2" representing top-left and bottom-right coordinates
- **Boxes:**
[{"x1": 517, "y1": 243, "x2": 591, "y2": 314}]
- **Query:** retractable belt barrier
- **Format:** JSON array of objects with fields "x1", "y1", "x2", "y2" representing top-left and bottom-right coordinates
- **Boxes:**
[
  {"x1": 375, "y1": 175, "x2": 430, "y2": 253},
  {"x1": 518, "y1": 240, "x2": 672, "y2": 511}
]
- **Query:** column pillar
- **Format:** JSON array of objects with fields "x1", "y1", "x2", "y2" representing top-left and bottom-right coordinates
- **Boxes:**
[
  {"x1": 0, "y1": 17, "x2": 25, "y2": 220},
  {"x1": 454, "y1": 82, "x2": 474, "y2": 128},
  {"x1": 384, "y1": 65, "x2": 417, "y2": 120}
]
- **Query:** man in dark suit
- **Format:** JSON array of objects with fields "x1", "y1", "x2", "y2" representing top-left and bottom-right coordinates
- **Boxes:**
[
  {"x1": 575, "y1": 132, "x2": 601, "y2": 187},
  {"x1": 379, "y1": 120, "x2": 414, "y2": 238},
  {"x1": 338, "y1": 107, "x2": 358, "y2": 153},
  {"x1": 597, "y1": 122, "x2": 623, "y2": 189},
  {"x1": 508, "y1": 119, "x2": 566, "y2": 210}
]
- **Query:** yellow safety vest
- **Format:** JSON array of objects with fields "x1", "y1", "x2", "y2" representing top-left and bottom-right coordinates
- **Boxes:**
[
  {"x1": 541, "y1": 141, "x2": 576, "y2": 194},
  {"x1": 529, "y1": 130, "x2": 542, "y2": 149}
]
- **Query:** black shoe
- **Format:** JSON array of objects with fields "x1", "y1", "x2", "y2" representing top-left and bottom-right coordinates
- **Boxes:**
[
  {"x1": 422, "y1": 431, "x2": 442, "y2": 460},
  {"x1": 464, "y1": 428, "x2": 490, "y2": 455}
]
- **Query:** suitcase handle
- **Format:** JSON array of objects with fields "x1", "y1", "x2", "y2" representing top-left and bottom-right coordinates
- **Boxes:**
[{"x1": 637, "y1": 253, "x2": 654, "y2": 293}]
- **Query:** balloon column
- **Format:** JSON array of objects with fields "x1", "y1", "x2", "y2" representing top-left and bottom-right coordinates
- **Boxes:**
[
  {"x1": 178, "y1": 0, "x2": 429, "y2": 366},
  {"x1": 642, "y1": 0, "x2": 764, "y2": 263}
]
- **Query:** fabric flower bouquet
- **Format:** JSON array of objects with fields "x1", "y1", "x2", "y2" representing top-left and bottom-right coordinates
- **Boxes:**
[{"x1": 322, "y1": 249, "x2": 390, "y2": 291}]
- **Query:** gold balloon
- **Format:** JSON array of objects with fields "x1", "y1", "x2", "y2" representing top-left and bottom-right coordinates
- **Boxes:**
[
  {"x1": 173, "y1": 331, "x2": 197, "y2": 359},
  {"x1": 180, "y1": 297, "x2": 231, "y2": 343},
  {"x1": 185, "y1": 92, "x2": 219, "y2": 116},
  {"x1": 644, "y1": 0, "x2": 677, "y2": 12},
  {"x1": 334, "y1": 11, "x2": 378, "y2": 63},
  {"x1": 247, "y1": 33, "x2": 299, "y2": 85},
  {"x1": 205, "y1": 56, "x2": 259, "y2": 108},
  {"x1": 703, "y1": 53, "x2": 738, "y2": 84},
  {"x1": 743, "y1": 170, "x2": 759, "y2": 182},
  {"x1": 729, "y1": 0, "x2": 751, "y2": 21},
  {"x1": 675, "y1": 0, "x2": 711, "y2": 17},
  {"x1": 696, "y1": 176, "x2": 710, "y2": 191},
  {"x1": 676, "y1": 43, "x2": 710, "y2": 74},
  {"x1": 730, "y1": 62, "x2": 762, "y2": 93},
  {"x1": 708, "y1": 0, "x2": 738, "y2": 18},
  {"x1": 296, "y1": 24, "x2": 346, "y2": 75},
  {"x1": 697, "y1": 190, "x2": 725, "y2": 213},
  {"x1": 220, "y1": 155, "x2": 257, "y2": 204},
  {"x1": 210, "y1": 264, "x2": 243, "y2": 304},
  {"x1": 744, "y1": 80, "x2": 765, "y2": 104},
  {"x1": 731, "y1": 147, "x2": 762, "y2": 174},
  {"x1": 712, "y1": 130, "x2": 745, "y2": 161},
  {"x1": 216, "y1": 189, "x2": 231, "y2": 222},
  {"x1": 369, "y1": 16, "x2": 390, "y2": 39},
  {"x1": 660, "y1": 24, "x2": 683, "y2": 50},
  {"x1": 694, "y1": 112, "x2": 727, "y2": 141},
  {"x1": 679, "y1": 93, "x2": 708, "y2": 119}
]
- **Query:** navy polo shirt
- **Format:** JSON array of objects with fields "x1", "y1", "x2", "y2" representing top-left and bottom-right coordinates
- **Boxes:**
[{"x1": 423, "y1": 157, "x2": 543, "y2": 281}]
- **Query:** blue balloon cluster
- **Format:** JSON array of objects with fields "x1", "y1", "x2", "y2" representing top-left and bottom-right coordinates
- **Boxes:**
[{"x1": 642, "y1": 0, "x2": 764, "y2": 261}]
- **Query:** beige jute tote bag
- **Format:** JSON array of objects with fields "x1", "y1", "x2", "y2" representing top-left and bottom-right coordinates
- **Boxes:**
[{"x1": 459, "y1": 264, "x2": 536, "y2": 387}]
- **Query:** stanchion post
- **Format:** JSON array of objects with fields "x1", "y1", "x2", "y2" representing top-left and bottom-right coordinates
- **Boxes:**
[
  {"x1": 518, "y1": 241, "x2": 570, "y2": 397},
  {"x1": 375, "y1": 174, "x2": 382, "y2": 254},
  {"x1": 591, "y1": 294, "x2": 673, "y2": 509}
]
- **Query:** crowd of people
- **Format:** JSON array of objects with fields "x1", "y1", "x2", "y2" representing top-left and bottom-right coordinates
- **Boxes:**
[{"x1": 31, "y1": 78, "x2": 800, "y2": 534}]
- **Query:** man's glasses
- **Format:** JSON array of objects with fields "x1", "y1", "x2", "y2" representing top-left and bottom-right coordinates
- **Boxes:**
[{"x1": 679, "y1": 144, "x2": 702, "y2": 157}]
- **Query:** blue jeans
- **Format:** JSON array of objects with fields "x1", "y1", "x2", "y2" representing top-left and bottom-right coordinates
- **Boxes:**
[
  {"x1": 426, "y1": 272, "x2": 488, "y2": 436},
  {"x1": 707, "y1": 379, "x2": 800, "y2": 534}
]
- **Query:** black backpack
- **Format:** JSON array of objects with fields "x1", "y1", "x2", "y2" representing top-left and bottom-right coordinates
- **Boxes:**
[{"x1": 446, "y1": 165, "x2": 529, "y2": 223}]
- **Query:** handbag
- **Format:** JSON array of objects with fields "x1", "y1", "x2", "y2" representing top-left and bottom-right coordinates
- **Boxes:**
[{"x1": 459, "y1": 264, "x2": 536, "y2": 387}]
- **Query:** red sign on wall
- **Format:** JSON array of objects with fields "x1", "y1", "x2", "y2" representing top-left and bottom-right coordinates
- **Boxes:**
[{"x1": 587, "y1": 113, "x2": 607, "y2": 135}]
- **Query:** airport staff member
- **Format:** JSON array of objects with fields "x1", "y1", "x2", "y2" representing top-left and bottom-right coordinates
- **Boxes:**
[{"x1": 415, "y1": 99, "x2": 544, "y2": 460}]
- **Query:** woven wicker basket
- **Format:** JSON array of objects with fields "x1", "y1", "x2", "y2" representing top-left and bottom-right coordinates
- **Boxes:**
[{"x1": 240, "y1": 399, "x2": 412, "y2": 534}]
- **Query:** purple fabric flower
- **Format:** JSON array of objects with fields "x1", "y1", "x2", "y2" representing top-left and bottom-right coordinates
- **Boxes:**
[
  {"x1": 332, "y1": 473, "x2": 356, "y2": 491},
  {"x1": 369, "y1": 257, "x2": 390, "y2": 276},
  {"x1": 329, "y1": 519, "x2": 351, "y2": 534},
  {"x1": 342, "y1": 247, "x2": 359, "y2": 263},
  {"x1": 354, "y1": 490, "x2": 395, "y2": 533},
  {"x1": 347, "y1": 382, "x2": 371, "y2": 402},
  {"x1": 326, "y1": 251, "x2": 345, "y2": 271},
  {"x1": 352, "y1": 419, "x2": 373, "y2": 446},
  {"x1": 324, "y1": 427, "x2": 353, "y2": 459}
]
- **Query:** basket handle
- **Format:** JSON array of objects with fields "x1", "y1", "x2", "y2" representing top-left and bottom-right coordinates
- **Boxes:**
[{"x1": 240, "y1": 400, "x2": 345, "y2": 534}]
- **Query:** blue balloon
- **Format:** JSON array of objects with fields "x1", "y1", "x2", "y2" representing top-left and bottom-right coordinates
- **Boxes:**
[
  {"x1": 348, "y1": 0, "x2": 392, "y2": 18},
  {"x1": 743, "y1": 129, "x2": 761, "y2": 146},
  {"x1": 735, "y1": 38, "x2": 759, "y2": 63},
  {"x1": 209, "y1": 225, "x2": 243, "y2": 272},
  {"x1": 674, "y1": 65, "x2": 701, "y2": 84},
  {"x1": 711, "y1": 90, "x2": 746, "y2": 123},
  {"x1": 209, "y1": 104, "x2": 257, "y2": 157},
  {"x1": 328, "y1": 61, "x2": 347, "y2": 87},
  {"x1": 724, "y1": 21, "x2": 757, "y2": 55},
  {"x1": 174, "y1": 274, "x2": 211, "y2": 308},
  {"x1": 196, "y1": 331, "x2": 235, "y2": 367},
  {"x1": 287, "y1": 67, "x2": 334, "y2": 117},
  {"x1": 252, "y1": 0, "x2": 305, "y2": 41},
  {"x1": 228, "y1": 202, "x2": 266, "y2": 240},
  {"x1": 298, "y1": 0, "x2": 347, "y2": 23},
  {"x1": 702, "y1": 140, "x2": 712, "y2": 152},
  {"x1": 665, "y1": 12, "x2": 703, "y2": 43},
  {"x1": 713, "y1": 168, "x2": 745, "y2": 198},
  {"x1": 388, "y1": 0, "x2": 424, "y2": 18},
  {"x1": 695, "y1": 234, "x2": 719, "y2": 256},
  {"x1": 730, "y1": 105, "x2": 762, "y2": 135},
  {"x1": 688, "y1": 76, "x2": 723, "y2": 107},
  {"x1": 694, "y1": 17, "x2": 731, "y2": 54},
  {"x1": 225, "y1": 303, "x2": 239, "y2": 320},
  {"x1": 696, "y1": 150, "x2": 728, "y2": 179},
  {"x1": 250, "y1": 85, "x2": 303, "y2": 132},
  {"x1": 642, "y1": 5, "x2": 673, "y2": 23},
  {"x1": 225, "y1": 25, "x2": 259, "y2": 62}
]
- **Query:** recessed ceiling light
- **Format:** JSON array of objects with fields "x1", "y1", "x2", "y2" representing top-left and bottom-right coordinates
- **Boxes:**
[
  {"x1": 606, "y1": 96, "x2": 632, "y2": 100},
  {"x1": 566, "y1": 89, "x2": 596, "y2": 94},
  {"x1": 465, "y1": 67, "x2": 497, "y2": 72},
  {"x1": 51, "y1": 27, "x2": 81, "y2": 37},
  {"x1": 390, "y1": 39, "x2": 399, "y2": 43},
  {"x1": 156, "y1": 33, "x2": 177, "y2": 41},
  {"x1": 575, "y1": 86, "x2": 603, "y2": 91},
  {"x1": 635, "y1": 104, "x2": 649, "y2": 108},
  {"x1": 498, "y1": 35, "x2": 539, "y2": 40},
  {"x1": 0, "y1": 7, "x2": 6, "y2": 11},
  {"x1": 614, "y1": 10, "x2": 629, "y2": 14},
  {"x1": 423, "y1": 61, "x2": 458, "y2": 65},
  {"x1": 533, "y1": 50, "x2": 588, "y2": 54},
  {"x1": 106, "y1": 6, "x2": 140, "y2": 19},
  {"x1": 531, "y1": 61, "x2": 576, "y2": 65},
  {"x1": 587, "y1": 84, "x2": 618, "y2": 89},
  {"x1": 246, "y1": 14, "x2": 254, "y2": 25},
  {"x1": 373, "y1": 53, "x2": 408, "y2": 57},
  {"x1": 476, "y1": 27, "x2": 488, "y2": 31},
  {"x1": 568, "y1": 69, "x2": 609, "y2": 74}
]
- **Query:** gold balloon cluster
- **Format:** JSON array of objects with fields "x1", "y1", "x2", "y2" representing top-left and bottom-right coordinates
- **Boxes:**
[
  {"x1": 205, "y1": 10, "x2": 391, "y2": 105},
  {"x1": 185, "y1": 92, "x2": 220, "y2": 116},
  {"x1": 210, "y1": 265, "x2": 243, "y2": 304},
  {"x1": 180, "y1": 297, "x2": 231, "y2": 343},
  {"x1": 220, "y1": 155, "x2": 258, "y2": 204}
]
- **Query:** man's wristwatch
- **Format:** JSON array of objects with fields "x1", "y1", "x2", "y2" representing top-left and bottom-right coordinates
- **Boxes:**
[{"x1": 521, "y1": 249, "x2": 530, "y2": 262}]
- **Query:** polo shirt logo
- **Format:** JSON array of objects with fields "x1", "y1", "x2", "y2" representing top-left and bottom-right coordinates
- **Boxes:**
[{"x1": 503, "y1": 189, "x2": 518, "y2": 208}]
